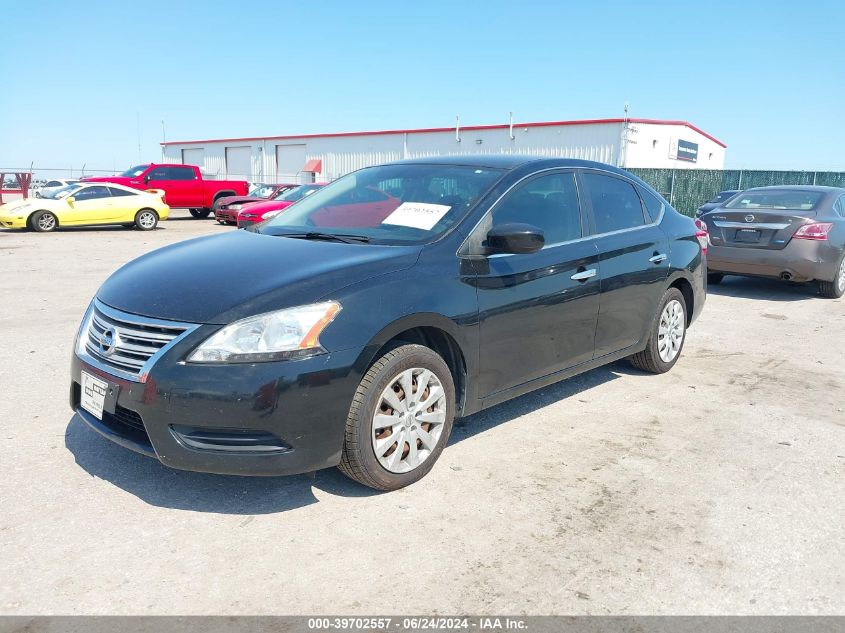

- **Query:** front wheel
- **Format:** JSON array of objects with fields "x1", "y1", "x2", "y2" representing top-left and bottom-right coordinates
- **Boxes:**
[
  {"x1": 818, "y1": 254, "x2": 845, "y2": 299},
  {"x1": 30, "y1": 210, "x2": 58, "y2": 232},
  {"x1": 628, "y1": 287, "x2": 687, "y2": 374},
  {"x1": 189, "y1": 208, "x2": 211, "y2": 219},
  {"x1": 134, "y1": 209, "x2": 159, "y2": 231},
  {"x1": 338, "y1": 344, "x2": 455, "y2": 491}
]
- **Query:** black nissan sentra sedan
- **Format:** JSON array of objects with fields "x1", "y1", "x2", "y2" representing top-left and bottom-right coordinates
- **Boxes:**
[
  {"x1": 700, "y1": 185, "x2": 845, "y2": 298},
  {"x1": 71, "y1": 156, "x2": 706, "y2": 490}
]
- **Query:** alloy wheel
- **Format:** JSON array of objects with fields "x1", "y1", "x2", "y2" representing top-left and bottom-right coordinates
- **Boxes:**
[
  {"x1": 37, "y1": 213, "x2": 56, "y2": 231},
  {"x1": 138, "y1": 211, "x2": 157, "y2": 229},
  {"x1": 838, "y1": 258, "x2": 845, "y2": 293},
  {"x1": 371, "y1": 367, "x2": 447, "y2": 473},
  {"x1": 657, "y1": 299, "x2": 685, "y2": 363}
]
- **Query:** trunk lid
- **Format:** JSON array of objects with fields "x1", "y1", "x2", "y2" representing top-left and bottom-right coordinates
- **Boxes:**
[{"x1": 702, "y1": 209, "x2": 818, "y2": 250}]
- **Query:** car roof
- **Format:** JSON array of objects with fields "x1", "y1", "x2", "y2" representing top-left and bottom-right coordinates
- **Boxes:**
[
  {"x1": 386, "y1": 154, "x2": 634, "y2": 175},
  {"x1": 743, "y1": 185, "x2": 845, "y2": 194}
]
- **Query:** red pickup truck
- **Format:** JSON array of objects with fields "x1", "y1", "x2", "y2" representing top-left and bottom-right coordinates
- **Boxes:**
[{"x1": 82, "y1": 164, "x2": 248, "y2": 218}]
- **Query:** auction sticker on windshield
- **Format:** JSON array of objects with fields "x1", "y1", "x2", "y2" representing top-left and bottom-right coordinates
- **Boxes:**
[
  {"x1": 80, "y1": 371, "x2": 108, "y2": 420},
  {"x1": 382, "y1": 202, "x2": 451, "y2": 231}
]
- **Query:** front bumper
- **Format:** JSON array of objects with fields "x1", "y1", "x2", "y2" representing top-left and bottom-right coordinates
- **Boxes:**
[
  {"x1": 214, "y1": 208, "x2": 239, "y2": 223},
  {"x1": 708, "y1": 239, "x2": 841, "y2": 283},
  {"x1": 0, "y1": 213, "x2": 28, "y2": 229},
  {"x1": 70, "y1": 332, "x2": 365, "y2": 476},
  {"x1": 236, "y1": 216, "x2": 262, "y2": 228}
]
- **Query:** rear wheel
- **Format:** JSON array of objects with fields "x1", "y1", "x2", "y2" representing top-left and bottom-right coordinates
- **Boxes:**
[
  {"x1": 134, "y1": 209, "x2": 158, "y2": 231},
  {"x1": 30, "y1": 210, "x2": 58, "y2": 232},
  {"x1": 338, "y1": 344, "x2": 455, "y2": 491},
  {"x1": 707, "y1": 273, "x2": 724, "y2": 285},
  {"x1": 628, "y1": 287, "x2": 687, "y2": 374},
  {"x1": 189, "y1": 208, "x2": 211, "y2": 219},
  {"x1": 819, "y1": 254, "x2": 845, "y2": 299}
]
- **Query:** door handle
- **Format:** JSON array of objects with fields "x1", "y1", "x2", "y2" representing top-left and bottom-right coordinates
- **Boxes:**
[
  {"x1": 571, "y1": 268, "x2": 597, "y2": 282},
  {"x1": 649, "y1": 253, "x2": 668, "y2": 264}
]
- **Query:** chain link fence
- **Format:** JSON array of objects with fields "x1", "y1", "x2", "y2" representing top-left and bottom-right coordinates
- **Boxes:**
[{"x1": 628, "y1": 169, "x2": 845, "y2": 217}]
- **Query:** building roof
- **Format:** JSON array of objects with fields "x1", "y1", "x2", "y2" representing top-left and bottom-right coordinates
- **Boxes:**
[{"x1": 162, "y1": 117, "x2": 727, "y2": 149}]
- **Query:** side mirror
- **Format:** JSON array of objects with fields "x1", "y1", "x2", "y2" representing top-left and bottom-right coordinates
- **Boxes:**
[
  {"x1": 66, "y1": 196, "x2": 75, "y2": 206},
  {"x1": 143, "y1": 175, "x2": 151, "y2": 184},
  {"x1": 486, "y1": 223, "x2": 544, "y2": 254}
]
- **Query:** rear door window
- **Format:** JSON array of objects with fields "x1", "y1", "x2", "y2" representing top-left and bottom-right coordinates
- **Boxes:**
[
  {"x1": 582, "y1": 172, "x2": 647, "y2": 234},
  {"x1": 637, "y1": 186, "x2": 665, "y2": 222}
]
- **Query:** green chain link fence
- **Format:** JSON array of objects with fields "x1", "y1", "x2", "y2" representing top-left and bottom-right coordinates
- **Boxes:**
[{"x1": 627, "y1": 169, "x2": 845, "y2": 217}]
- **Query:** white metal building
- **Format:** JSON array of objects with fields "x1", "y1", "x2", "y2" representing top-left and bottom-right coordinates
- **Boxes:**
[{"x1": 161, "y1": 117, "x2": 727, "y2": 184}]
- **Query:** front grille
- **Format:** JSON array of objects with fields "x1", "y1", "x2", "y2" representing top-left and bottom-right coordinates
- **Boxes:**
[{"x1": 83, "y1": 302, "x2": 192, "y2": 377}]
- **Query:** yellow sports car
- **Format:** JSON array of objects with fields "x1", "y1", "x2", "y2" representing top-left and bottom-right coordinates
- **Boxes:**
[{"x1": 0, "y1": 182, "x2": 169, "y2": 232}]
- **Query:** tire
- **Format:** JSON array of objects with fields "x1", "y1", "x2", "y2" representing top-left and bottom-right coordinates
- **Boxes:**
[
  {"x1": 30, "y1": 210, "x2": 58, "y2": 232},
  {"x1": 338, "y1": 344, "x2": 455, "y2": 491},
  {"x1": 818, "y1": 253, "x2": 845, "y2": 299},
  {"x1": 628, "y1": 287, "x2": 687, "y2": 374},
  {"x1": 707, "y1": 273, "x2": 724, "y2": 285},
  {"x1": 134, "y1": 208, "x2": 158, "y2": 231},
  {"x1": 189, "y1": 208, "x2": 211, "y2": 219}
]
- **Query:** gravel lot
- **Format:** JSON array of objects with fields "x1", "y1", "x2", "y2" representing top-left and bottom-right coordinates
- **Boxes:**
[{"x1": 1, "y1": 210, "x2": 843, "y2": 615}]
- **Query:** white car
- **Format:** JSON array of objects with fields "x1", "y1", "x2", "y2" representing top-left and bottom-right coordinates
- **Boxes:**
[{"x1": 35, "y1": 179, "x2": 80, "y2": 198}]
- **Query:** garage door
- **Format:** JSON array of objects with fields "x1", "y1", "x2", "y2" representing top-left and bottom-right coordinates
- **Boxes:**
[
  {"x1": 181, "y1": 148, "x2": 204, "y2": 167},
  {"x1": 225, "y1": 146, "x2": 252, "y2": 181},
  {"x1": 275, "y1": 144, "x2": 307, "y2": 184}
]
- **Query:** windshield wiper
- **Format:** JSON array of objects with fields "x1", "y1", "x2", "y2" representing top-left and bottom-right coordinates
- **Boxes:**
[{"x1": 278, "y1": 231, "x2": 370, "y2": 244}]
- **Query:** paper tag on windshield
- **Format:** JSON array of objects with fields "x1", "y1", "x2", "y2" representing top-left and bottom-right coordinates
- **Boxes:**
[{"x1": 382, "y1": 202, "x2": 451, "y2": 231}]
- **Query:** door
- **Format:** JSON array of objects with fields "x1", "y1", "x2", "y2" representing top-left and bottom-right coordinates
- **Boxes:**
[
  {"x1": 579, "y1": 171, "x2": 670, "y2": 358},
  {"x1": 145, "y1": 165, "x2": 199, "y2": 208},
  {"x1": 275, "y1": 144, "x2": 307, "y2": 183},
  {"x1": 472, "y1": 171, "x2": 600, "y2": 397},
  {"x1": 181, "y1": 148, "x2": 204, "y2": 167},
  {"x1": 225, "y1": 146, "x2": 252, "y2": 182},
  {"x1": 64, "y1": 185, "x2": 116, "y2": 224}
]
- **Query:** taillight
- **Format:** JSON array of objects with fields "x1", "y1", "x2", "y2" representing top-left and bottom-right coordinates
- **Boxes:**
[
  {"x1": 694, "y1": 218, "x2": 709, "y2": 254},
  {"x1": 793, "y1": 222, "x2": 833, "y2": 241}
]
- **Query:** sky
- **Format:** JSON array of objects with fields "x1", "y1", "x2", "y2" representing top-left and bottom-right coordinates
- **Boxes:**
[{"x1": 1, "y1": 0, "x2": 844, "y2": 176}]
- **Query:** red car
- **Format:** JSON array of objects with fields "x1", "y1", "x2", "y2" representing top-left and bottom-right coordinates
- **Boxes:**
[
  {"x1": 82, "y1": 164, "x2": 248, "y2": 218},
  {"x1": 214, "y1": 183, "x2": 297, "y2": 225},
  {"x1": 236, "y1": 183, "x2": 326, "y2": 227}
]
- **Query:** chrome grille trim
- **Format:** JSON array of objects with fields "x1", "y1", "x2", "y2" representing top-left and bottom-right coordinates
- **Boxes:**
[
  {"x1": 712, "y1": 220, "x2": 790, "y2": 230},
  {"x1": 76, "y1": 299, "x2": 201, "y2": 383}
]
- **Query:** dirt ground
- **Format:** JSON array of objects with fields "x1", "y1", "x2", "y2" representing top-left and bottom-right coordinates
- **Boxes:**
[{"x1": 1, "y1": 210, "x2": 843, "y2": 615}]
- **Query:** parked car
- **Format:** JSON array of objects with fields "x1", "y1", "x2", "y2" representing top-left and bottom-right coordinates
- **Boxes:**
[
  {"x1": 695, "y1": 190, "x2": 741, "y2": 218},
  {"x1": 235, "y1": 183, "x2": 325, "y2": 227},
  {"x1": 0, "y1": 182, "x2": 169, "y2": 232},
  {"x1": 701, "y1": 185, "x2": 845, "y2": 297},
  {"x1": 82, "y1": 164, "x2": 248, "y2": 218},
  {"x1": 213, "y1": 184, "x2": 298, "y2": 225},
  {"x1": 35, "y1": 179, "x2": 80, "y2": 198},
  {"x1": 70, "y1": 156, "x2": 705, "y2": 490}
]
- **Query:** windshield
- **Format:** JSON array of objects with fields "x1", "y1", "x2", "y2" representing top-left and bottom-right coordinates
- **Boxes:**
[
  {"x1": 120, "y1": 165, "x2": 149, "y2": 177},
  {"x1": 270, "y1": 185, "x2": 297, "y2": 200},
  {"x1": 249, "y1": 184, "x2": 279, "y2": 199},
  {"x1": 44, "y1": 184, "x2": 82, "y2": 200},
  {"x1": 725, "y1": 190, "x2": 824, "y2": 211},
  {"x1": 262, "y1": 164, "x2": 504, "y2": 245},
  {"x1": 276, "y1": 184, "x2": 323, "y2": 202}
]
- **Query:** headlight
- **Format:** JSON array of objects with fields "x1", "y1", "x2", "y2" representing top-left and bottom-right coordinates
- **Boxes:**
[
  {"x1": 187, "y1": 301, "x2": 341, "y2": 363},
  {"x1": 230, "y1": 204, "x2": 242, "y2": 210}
]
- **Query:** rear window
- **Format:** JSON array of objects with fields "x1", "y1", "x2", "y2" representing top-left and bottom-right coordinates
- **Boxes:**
[{"x1": 725, "y1": 191, "x2": 824, "y2": 211}]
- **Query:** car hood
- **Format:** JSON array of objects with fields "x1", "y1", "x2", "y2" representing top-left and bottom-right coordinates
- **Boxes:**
[
  {"x1": 217, "y1": 195, "x2": 263, "y2": 207},
  {"x1": 97, "y1": 230, "x2": 421, "y2": 324},
  {"x1": 239, "y1": 199, "x2": 294, "y2": 214}
]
